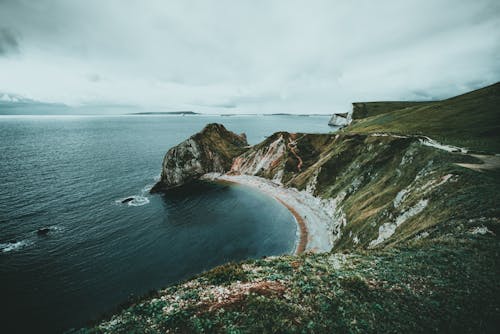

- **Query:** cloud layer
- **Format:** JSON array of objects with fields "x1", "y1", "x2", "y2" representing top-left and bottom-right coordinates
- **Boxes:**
[{"x1": 0, "y1": 0, "x2": 499, "y2": 113}]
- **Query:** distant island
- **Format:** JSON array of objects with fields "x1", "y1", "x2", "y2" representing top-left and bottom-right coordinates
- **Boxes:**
[
  {"x1": 264, "y1": 113, "x2": 332, "y2": 117},
  {"x1": 130, "y1": 111, "x2": 199, "y2": 115}
]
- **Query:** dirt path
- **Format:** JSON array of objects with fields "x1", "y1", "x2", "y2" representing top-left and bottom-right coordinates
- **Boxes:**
[
  {"x1": 455, "y1": 154, "x2": 500, "y2": 172},
  {"x1": 372, "y1": 133, "x2": 499, "y2": 172},
  {"x1": 287, "y1": 136, "x2": 303, "y2": 171}
]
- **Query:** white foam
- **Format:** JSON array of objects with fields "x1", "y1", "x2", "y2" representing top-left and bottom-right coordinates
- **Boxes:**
[
  {"x1": 0, "y1": 240, "x2": 33, "y2": 253},
  {"x1": 116, "y1": 178, "x2": 156, "y2": 207},
  {"x1": 128, "y1": 196, "x2": 150, "y2": 206},
  {"x1": 142, "y1": 183, "x2": 155, "y2": 193}
]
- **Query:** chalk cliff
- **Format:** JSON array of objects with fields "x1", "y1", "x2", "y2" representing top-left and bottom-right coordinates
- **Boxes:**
[{"x1": 328, "y1": 112, "x2": 351, "y2": 127}]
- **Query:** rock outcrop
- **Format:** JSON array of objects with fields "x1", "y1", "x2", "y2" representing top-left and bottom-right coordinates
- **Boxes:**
[
  {"x1": 328, "y1": 112, "x2": 351, "y2": 127},
  {"x1": 151, "y1": 123, "x2": 248, "y2": 191}
]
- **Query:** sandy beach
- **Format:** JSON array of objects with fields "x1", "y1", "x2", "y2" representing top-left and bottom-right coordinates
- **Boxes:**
[{"x1": 203, "y1": 173, "x2": 335, "y2": 254}]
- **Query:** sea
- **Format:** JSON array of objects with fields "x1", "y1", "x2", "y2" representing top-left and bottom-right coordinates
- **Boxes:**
[{"x1": 0, "y1": 114, "x2": 333, "y2": 333}]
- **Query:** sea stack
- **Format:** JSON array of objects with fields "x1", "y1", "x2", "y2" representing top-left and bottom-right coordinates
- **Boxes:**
[
  {"x1": 328, "y1": 112, "x2": 351, "y2": 127},
  {"x1": 151, "y1": 123, "x2": 248, "y2": 192}
]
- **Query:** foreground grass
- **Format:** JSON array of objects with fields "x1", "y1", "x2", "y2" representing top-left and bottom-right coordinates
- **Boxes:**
[{"x1": 73, "y1": 223, "x2": 499, "y2": 333}]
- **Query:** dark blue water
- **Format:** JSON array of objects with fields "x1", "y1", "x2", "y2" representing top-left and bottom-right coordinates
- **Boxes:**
[{"x1": 0, "y1": 114, "x2": 333, "y2": 333}]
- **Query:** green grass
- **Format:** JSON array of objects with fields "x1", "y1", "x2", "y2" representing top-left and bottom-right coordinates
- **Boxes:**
[
  {"x1": 346, "y1": 83, "x2": 500, "y2": 153},
  {"x1": 352, "y1": 101, "x2": 431, "y2": 119}
]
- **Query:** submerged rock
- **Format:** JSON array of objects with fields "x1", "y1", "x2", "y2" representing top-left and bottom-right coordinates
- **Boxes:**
[
  {"x1": 37, "y1": 228, "x2": 50, "y2": 236},
  {"x1": 151, "y1": 123, "x2": 248, "y2": 192},
  {"x1": 121, "y1": 197, "x2": 134, "y2": 204}
]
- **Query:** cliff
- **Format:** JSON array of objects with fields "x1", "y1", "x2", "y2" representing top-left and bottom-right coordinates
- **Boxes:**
[
  {"x1": 78, "y1": 84, "x2": 500, "y2": 334},
  {"x1": 328, "y1": 112, "x2": 351, "y2": 127},
  {"x1": 150, "y1": 123, "x2": 248, "y2": 191}
]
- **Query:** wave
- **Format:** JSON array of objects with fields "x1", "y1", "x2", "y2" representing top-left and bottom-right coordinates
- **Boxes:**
[
  {"x1": 115, "y1": 195, "x2": 151, "y2": 207},
  {"x1": 116, "y1": 177, "x2": 157, "y2": 207},
  {"x1": 142, "y1": 183, "x2": 155, "y2": 193},
  {"x1": 128, "y1": 196, "x2": 150, "y2": 206},
  {"x1": 36, "y1": 225, "x2": 64, "y2": 234},
  {"x1": 0, "y1": 240, "x2": 33, "y2": 253}
]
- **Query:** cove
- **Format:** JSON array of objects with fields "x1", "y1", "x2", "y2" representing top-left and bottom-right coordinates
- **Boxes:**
[
  {"x1": 1, "y1": 180, "x2": 296, "y2": 333},
  {"x1": 0, "y1": 115, "x2": 328, "y2": 333}
]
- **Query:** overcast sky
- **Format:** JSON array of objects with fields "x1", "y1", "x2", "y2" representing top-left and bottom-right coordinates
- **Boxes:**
[{"x1": 0, "y1": 0, "x2": 499, "y2": 113}]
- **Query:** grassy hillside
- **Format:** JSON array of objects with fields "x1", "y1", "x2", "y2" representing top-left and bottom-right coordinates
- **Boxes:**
[
  {"x1": 74, "y1": 84, "x2": 500, "y2": 333},
  {"x1": 352, "y1": 101, "x2": 430, "y2": 119},
  {"x1": 347, "y1": 83, "x2": 500, "y2": 153}
]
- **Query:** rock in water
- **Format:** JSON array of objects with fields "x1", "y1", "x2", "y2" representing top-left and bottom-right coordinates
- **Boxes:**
[
  {"x1": 37, "y1": 228, "x2": 50, "y2": 236},
  {"x1": 121, "y1": 197, "x2": 134, "y2": 203},
  {"x1": 328, "y1": 112, "x2": 351, "y2": 127},
  {"x1": 151, "y1": 123, "x2": 248, "y2": 192}
]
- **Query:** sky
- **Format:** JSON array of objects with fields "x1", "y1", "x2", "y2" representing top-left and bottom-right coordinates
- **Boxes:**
[{"x1": 0, "y1": 0, "x2": 499, "y2": 114}]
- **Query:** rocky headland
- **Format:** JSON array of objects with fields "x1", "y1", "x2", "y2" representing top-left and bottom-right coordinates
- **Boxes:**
[{"x1": 150, "y1": 123, "x2": 248, "y2": 192}]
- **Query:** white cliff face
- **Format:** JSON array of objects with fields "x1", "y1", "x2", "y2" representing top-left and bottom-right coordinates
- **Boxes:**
[
  {"x1": 230, "y1": 135, "x2": 287, "y2": 176},
  {"x1": 328, "y1": 113, "x2": 352, "y2": 127},
  {"x1": 369, "y1": 199, "x2": 429, "y2": 248}
]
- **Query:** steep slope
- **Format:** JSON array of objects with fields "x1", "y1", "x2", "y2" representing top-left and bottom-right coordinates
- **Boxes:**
[
  {"x1": 352, "y1": 101, "x2": 429, "y2": 119},
  {"x1": 347, "y1": 82, "x2": 500, "y2": 153}
]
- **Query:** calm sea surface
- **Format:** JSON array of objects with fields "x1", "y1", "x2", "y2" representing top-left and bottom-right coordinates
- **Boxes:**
[{"x1": 0, "y1": 114, "x2": 333, "y2": 333}]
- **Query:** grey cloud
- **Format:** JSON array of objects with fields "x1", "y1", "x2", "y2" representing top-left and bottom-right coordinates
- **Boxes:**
[
  {"x1": 0, "y1": 0, "x2": 498, "y2": 112},
  {"x1": 0, "y1": 27, "x2": 19, "y2": 55}
]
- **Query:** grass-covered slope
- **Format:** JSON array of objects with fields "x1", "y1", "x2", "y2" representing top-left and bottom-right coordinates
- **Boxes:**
[
  {"x1": 352, "y1": 101, "x2": 430, "y2": 119},
  {"x1": 75, "y1": 234, "x2": 499, "y2": 333},
  {"x1": 347, "y1": 83, "x2": 500, "y2": 153}
]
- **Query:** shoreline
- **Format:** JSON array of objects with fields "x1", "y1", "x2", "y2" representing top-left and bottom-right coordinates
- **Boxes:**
[
  {"x1": 274, "y1": 198, "x2": 308, "y2": 254},
  {"x1": 203, "y1": 173, "x2": 334, "y2": 254}
]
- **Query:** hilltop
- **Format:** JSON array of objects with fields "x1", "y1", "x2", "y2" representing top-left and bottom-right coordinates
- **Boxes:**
[{"x1": 346, "y1": 82, "x2": 500, "y2": 153}]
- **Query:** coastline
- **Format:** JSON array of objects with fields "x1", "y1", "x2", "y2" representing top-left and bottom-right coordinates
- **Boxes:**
[{"x1": 202, "y1": 173, "x2": 334, "y2": 254}]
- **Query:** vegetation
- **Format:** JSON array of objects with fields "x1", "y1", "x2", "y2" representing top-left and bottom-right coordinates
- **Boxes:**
[
  {"x1": 74, "y1": 83, "x2": 500, "y2": 333},
  {"x1": 347, "y1": 82, "x2": 500, "y2": 153},
  {"x1": 352, "y1": 101, "x2": 430, "y2": 119}
]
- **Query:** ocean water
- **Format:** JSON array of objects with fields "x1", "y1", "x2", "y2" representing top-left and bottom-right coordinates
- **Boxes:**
[{"x1": 0, "y1": 114, "x2": 333, "y2": 333}]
